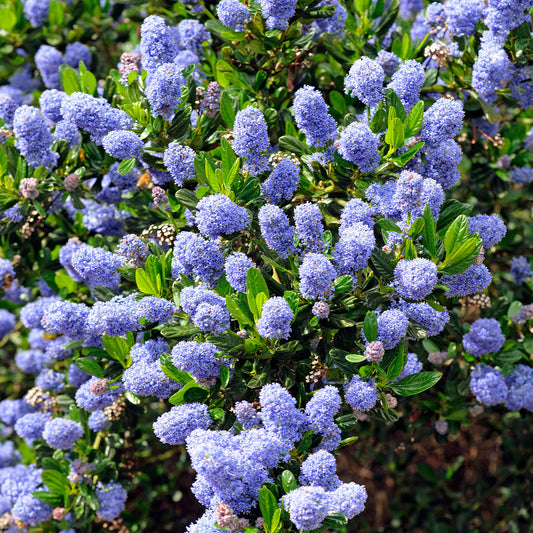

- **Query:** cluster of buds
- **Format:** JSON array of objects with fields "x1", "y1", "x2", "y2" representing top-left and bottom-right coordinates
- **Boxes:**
[
  {"x1": 365, "y1": 341, "x2": 385, "y2": 363},
  {"x1": 151, "y1": 186, "x2": 169, "y2": 210},
  {"x1": 119, "y1": 52, "x2": 142, "y2": 86},
  {"x1": 103, "y1": 396, "x2": 126, "y2": 421},
  {"x1": 424, "y1": 42, "x2": 456, "y2": 68},
  {"x1": 268, "y1": 151, "x2": 299, "y2": 169},
  {"x1": 428, "y1": 352, "x2": 449, "y2": 365},
  {"x1": 306, "y1": 354, "x2": 328, "y2": 384},
  {"x1": 68, "y1": 459, "x2": 94, "y2": 484},
  {"x1": 18, "y1": 178, "x2": 39, "y2": 199},
  {"x1": 215, "y1": 504, "x2": 250, "y2": 532},
  {"x1": 64, "y1": 173, "x2": 80, "y2": 192},
  {"x1": 385, "y1": 394, "x2": 398, "y2": 409},
  {"x1": 90, "y1": 378, "x2": 109, "y2": 395},
  {"x1": 198, "y1": 82, "x2": 221, "y2": 117},
  {"x1": 24, "y1": 386, "x2": 56, "y2": 412},
  {"x1": 141, "y1": 223, "x2": 176, "y2": 248}
]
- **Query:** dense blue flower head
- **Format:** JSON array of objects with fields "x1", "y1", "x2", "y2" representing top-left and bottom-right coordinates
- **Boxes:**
[
  {"x1": 331, "y1": 482, "x2": 368, "y2": 519},
  {"x1": 375, "y1": 309, "x2": 409, "y2": 349},
  {"x1": 35, "y1": 45, "x2": 63, "y2": 89},
  {"x1": 393, "y1": 171, "x2": 444, "y2": 219},
  {"x1": 39, "y1": 89, "x2": 65, "y2": 123},
  {"x1": 64, "y1": 42, "x2": 92, "y2": 68},
  {"x1": 172, "y1": 341, "x2": 230, "y2": 385},
  {"x1": 338, "y1": 121, "x2": 380, "y2": 172},
  {"x1": 511, "y1": 303, "x2": 533, "y2": 325},
  {"x1": 116, "y1": 234, "x2": 150, "y2": 268},
  {"x1": 176, "y1": 19, "x2": 210, "y2": 54},
  {"x1": 365, "y1": 180, "x2": 402, "y2": 219},
  {"x1": 305, "y1": 385, "x2": 341, "y2": 434},
  {"x1": 344, "y1": 375, "x2": 378, "y2": 411},
  {"x1": 1, "y1": 204, "x2": 23, "y2": 223},
  {"x1": 340, "y1": 198, "x2": 374, "y2": 233},
  {"x1": 123, "y1": 358, "x2": 179, "y2": 399},
  {"x1": 154, "y1": 403, "x2": 211, "y2": 444},
  {"x1": 468, "y1": 214, "x2": 506, "y2": 248},
  {"x1": 504, "y1": 365, "x2": 533, "y2": 411},
  {"x1": 396, "y1": 352, "x2": 423, "y2": 381},
  {"x1": 14, "y1": 412, "x2": 50, "y2": 441},
  {"x1": 261, "y1": 157, "x2": 300, "y2": 204},
  {"x1": 463, "y1": 318, "x2": 505, "y2": 357},
  {"x1": 75, "y1": 377, "x2": 124, "y2": 412},
  {"x1": 258, "y1": 0, "x2": 297, "y2": 30},
  {"x1": 401, "y1": 302, "x2": 449, "y2": 337},
  {"x1": 257, "y1": 297, "x2": 294, "y2": 340},
  {"x1": 300, "y1": 450, "x2": 341, "y2": 490},
  {"x1": 423, "y1": 140, "x2": 462, "y2": 189},
  {"x1": 259, "y1": 383, "x2": 307, "y2": 442},
  {"x1": 15, "y1": 349, "x2": 51, "y2": 373},
  {"x1": 376, "y1": 50, "x2": 400, "y2": 77},
  {"x1": 61, "y1": 92, "x2": 133, "y2": 144},
  {"x1": 387, "y1": 60, "x2": 425, "y2": 113},
  {"x1": 0, "y1": 399, "x2": 35, "y2": 427},
  {"x1": 96, "y1": 482, "x2": 127, "y2": 521},
  {"x1": 445, "y1": 0, "x2": 486, "y2": 37},
  {"x1": 258, "y1": 204, "x2": 296, "y2": 258},
  {"x1": 130, "y1": 338, "x2": 169, "y2": 364},
  {"x1": 510, "y1": 166, "x2": 533, "y2": 185},
  {"x1": 146, "y1": 63, "x2": 185, "y2": 120},
  {"x1": 394, "y1": 258, "x2": 438, "y2": 300},
  {"x1": 102, "y1": 130, "x2": 144, "y2": 160},
  {"x1": 12, "y1": 105, "x2": 57, "y2": 169},
  {"x1": 88, "y1": 410, "x2": 111, "y2": 432},
  {"x1": 345, "y1": 57, "x2": 385, "y2": 107},
  {"x1": 140, "y1": 15, "x2": 178, "y2": 72},
  {"x1": 35, "y1": 369, "x2": 65, "y2": 392},
  {"x1": 0, "y1": 257, "x2": 15, "y2": 291},
  {"x1": 195, "y1": 194, "x2": 249, "y2": 239},
  {"x1": 180, "y1": 286, "x2": 230, "y2": 334},
  {"x1": 283, "y1": 486, "x2": 332, "y2": 530},
  {"x1": 0, "y1": 441, "x2": 20, "y2": 467},
  {"x1": 233, "y1": 106, "x2": 270, "y2": 174},
  {"x1": 163, "y1": 142, "x2": 196, "y2": 186},
  {"x1": 294, "y1": 203, "x2": 325, "y2": 252},
  {"x1": 23, "y1": 0, "x2": 50, "y2": 27},
  {"x1": 472, "y1": 32, "x2": 513, "y2": 102},
  {"x1": 43, "y1": 418, "x2": 83, "y2": 450},
  {"x1": 299, "y1": 253, "x2": 336, "y2": 301},
  {"x1": 233, "y1": 401, "x2": 262, "y2": 428},
  {"x1": 442, "y1": 264, "x2": 492, "y2": 297},
  {"x1": 421, "y1": 98, "x2": 464, "y2": 146},
  {"x1": 485, "y1": 0, "x2": 533, "y2": 34},
  {"x1": 313, "y1": 0, "x2": 347, "y2": 35},
  {"x1": 173, "y1": 231, "x2": 224, "y2": 286},
  {"x1": 55, "y1": 119, "x2": 81, "y2": 147},
  {"x1": 0, "y1": 92, "x2": 21, "y2": 127},
  {"x1": 509, "y1": 67, "x2": 533, "y2": 108},
  {"x1": 333, "y1": 221, "x2": 375, "y2": 276},
  {"x1": 470, "y1": 365, "x2": 508, "y2": 406},
  {"x1": 225, "y1": 252, "x2": 253, "y2": 293},
  {"x1": 0, "y1": 309, "x2": 15, "y2": 339},
  {"x1": 293, "y1": 86, "x2": 338, "y2": 148},
  {"x1": 510, "y1": 256, "x2": 532, "y2": 285},
  {"x1": 217, "y1": 0, "x2": 250, "y2": 31},
  {"x1": 11, "y1": 494, "x2": 52, "y2": 527},
  {"x1": 69, "y1": 244, "x2": 123, "y2": 290}
]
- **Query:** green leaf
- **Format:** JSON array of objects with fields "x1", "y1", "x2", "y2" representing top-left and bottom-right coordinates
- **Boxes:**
[
  {"x1": 321, "y1": 513, "x2": 348, "y2": 528},
  {"x1": 278, "y1": 135, "x2": 313, "y2": 156},
  {"x1": 247, "y1": 268, "x2": 269, "y2": 320},
  {"x1": 443, "y1": 214, "x2": 469, "y2": 255},
  {"x1": 205, "y1": 19, "x2": 246, "y2": 41},
  {"x1": 283, "y1": 291, "x2": 299, "y2": 319},
  {"x1": 405, "y1": 100, "x2": 425, "y2": 137},
  {"x1": 385, "y1": 116, "x2": 405, "y2": 150},
  {"x1": 404, "y1": 239, "x2": 417, "y2": 259},
  {"x1": 436, "y1": 201, "x2": 472, "y2": 233},
  {"x1": 384, "y1": 87, "x2": 406, "y2": 122},
  {"x1": 32, "y1": 491, "x2": 63, "y2": 506},
  {"x1": 75, "y1": 357, "x2": 103, "y2": 379},
  {"x1": 48, "y1": 0, "x2": 65, "y2": 25},
  {"x1": 169, "y1": 380, "x2": 207, "y2": 405},
  {"x1": 392, "y1": 141, "x2": 424, "y2": 167},
  {"x1": 41, "y1": 470, "x2": 70, "y2": 495},
  {"x1": 377, "y1": 218, "x2": 402, "y2": 233},
  {"x1": 160, "y1": 323, "x2": 202, "y2": 339},
  {"x1": 118, "y1": 157, "x2": 137, "y2": 174},
  {"x1": 0, "y1": 8, "x2": 17, "y2": 30},
  {"x1": 220, "y1": 91, "x2": 237, "y2": 127},
  {"x1": 422, "y1": 203, "x2": 437, "y2": 257},
  {"x1": 136, "y1": 268, "x2": 160, "y2": 297},
  {"x1": 374, "y1": 0, "x2": 399, "y2": 38},
  {"x1": 346, "y1": 353, "x2": 366, "y2": 363},
  {"x1": 225, "y1": 294, "x2": 254, "y2": 326},
  {"x1": 60, "y1": 65, "x2": 81, "y2": 95},
  {"x1": 408, "y1": 217, "x2": 425, "y2": 238},
  {"x1": 386, "y1": 346, "x2": 407, "y2": 381},
  {"x1": 160, "y1": 352, "x2": 193, "y2": 384},
  {"x1": 220, "y1": 365, "x2": 230, "y2": 388},
  {"x1": 389, "y1": 371, "x2": 442, "y2": 396},
  {"x1": 259, "y1": 485, "x2": 277, "y2": 532},
  {"x1": 439, "y1": 236, "x2": 482, "y2": 275},
  {"x1": 363, "y1": 311, "x2": 378, "y2": 342},
  {"x1": 369, "y1": 107, "x2": 387, "y2": 133},
  {"x1": 167, "y1": 105, "x2": 192, "y2": 138},
  {"x1": 281, "y1": 470, "x2": 297, "y2": 493},
  {"x1": 184, "y1": 387, "x2": 209, "y2": 403},
  {"x1": 102, "y1": 335, "x2": 131, "y2": 368}
]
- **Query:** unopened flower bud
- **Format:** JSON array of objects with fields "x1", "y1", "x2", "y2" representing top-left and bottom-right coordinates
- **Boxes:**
[{"x1": 64, "y1": 173, "x2": 79, "y2": 192}]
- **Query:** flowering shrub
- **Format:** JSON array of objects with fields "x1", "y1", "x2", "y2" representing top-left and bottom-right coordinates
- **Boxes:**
[{"x1": 0, "y1": 0, "x2": 532, "y2": 531}]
